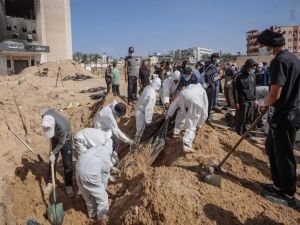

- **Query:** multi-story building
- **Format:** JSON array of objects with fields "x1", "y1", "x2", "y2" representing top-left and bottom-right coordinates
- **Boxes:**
[
  {"x1": 246, "y1": 25, "x2": 300, "y2": 56},
  {"x1": 0, "y1": 0, "x2": 72, "y2": 74},
  {"x1": 148, "y1": 55, "x2": 158, "y2": 65},
  {"x1": 178, "y1": 47, "x2": 213, "y2": 63}
]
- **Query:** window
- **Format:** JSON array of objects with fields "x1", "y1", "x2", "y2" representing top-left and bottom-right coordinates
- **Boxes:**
[
  {"x1": 5, "y1": 0, "x2": 35, "y2": 19},
  {"x1": 7, "y1": 60, "x2": 11, "y2": 68}
]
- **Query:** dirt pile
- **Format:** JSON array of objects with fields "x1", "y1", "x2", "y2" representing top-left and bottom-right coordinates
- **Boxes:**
[
  {"x1": 0, "y1": 70, "x2": 299, "y2": 225},
  {"x1": 19, "y1": 60, "x2": 94, "y2": 78}
]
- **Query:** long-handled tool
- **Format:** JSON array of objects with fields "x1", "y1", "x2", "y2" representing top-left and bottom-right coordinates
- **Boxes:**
[
  {"x1": 204, "y1": 111, "x2": 267, "y2": 187},
  {"x1": 46, "y1": 162, "x2": 64, "y2": 225},
  {"x1": 6, "y1": 122, "x2": 44, "y2": 162}
]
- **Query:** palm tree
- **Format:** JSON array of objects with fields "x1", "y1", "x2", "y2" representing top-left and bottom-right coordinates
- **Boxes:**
[
  {"x1": 82, "y1": 54, "x2": 88, "y2": 69},
  {"x1": 93, "y1": 53, "x2": 100, "y2": 70},
  {"x1": 73, "y1": 51, "x2": 83, "y2": 63}
]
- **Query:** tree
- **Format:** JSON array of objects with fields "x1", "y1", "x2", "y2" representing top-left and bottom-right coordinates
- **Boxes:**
[
  {"x1": 81, "y1": 54, "x2": 88, "y2": 69},
  {"x1": 73, "y1": 51, "x2": 83, "y2": 63},
  {"x1": 93, "y1": 53, "x2": 100, "y2": 70}
]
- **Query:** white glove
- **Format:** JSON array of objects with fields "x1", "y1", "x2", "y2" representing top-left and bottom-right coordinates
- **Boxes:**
[
  {"x1": 202, "y1": 83, "x2": 209, "y2": 89},
  {"x1": 256, "y1": 99, "x2": 266, "y2": 107},
  {"x1": 49, "y1": 152, "x2": 56, "y2": 164},
  {"x1": 128, "y1": 139, "x2": 135, "y2": 146}
]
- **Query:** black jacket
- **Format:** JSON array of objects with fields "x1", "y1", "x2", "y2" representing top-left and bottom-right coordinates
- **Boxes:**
[{"x1": 233, "y1": 71, "x2": 256, "y2": 103}]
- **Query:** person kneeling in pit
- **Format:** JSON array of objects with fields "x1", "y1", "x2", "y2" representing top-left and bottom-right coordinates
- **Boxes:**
[
  {"x1": 166, "y1": 84, "x2": 208, "y2": 153},
  {"x1": 41, "y1": 108, "x2": 74, "y2": 198},
  {"x1": 94, "y1": 100, "x2": 135, "y2": 149},
  {"x1": 76, "y1": 140, "x2": 113, "y2": 223},
  {"x1": 135, "y1": 75, "x2": 161, "y2": 143}
]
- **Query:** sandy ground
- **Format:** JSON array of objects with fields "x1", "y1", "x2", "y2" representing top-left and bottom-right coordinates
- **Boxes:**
[{"x1": 0, "y1": 61, "x2": 299, "y2": 225}]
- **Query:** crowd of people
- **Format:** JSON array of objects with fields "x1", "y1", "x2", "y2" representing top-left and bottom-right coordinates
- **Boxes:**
[{"x1": 39, "y1": 28, "x2": 300, "y2": 223}]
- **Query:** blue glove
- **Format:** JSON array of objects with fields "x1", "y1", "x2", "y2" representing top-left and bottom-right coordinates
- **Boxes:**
[{"x1": 145, "y1": 123, "x2": 151, "y2": 128}]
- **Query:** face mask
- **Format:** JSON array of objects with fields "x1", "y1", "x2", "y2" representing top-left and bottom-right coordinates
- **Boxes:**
[
  {"x1": 183, "y1": 75, "x2": 191, "y2": 81},
  {"x1": 249, "y1": 69, "x2": 255, "y2": 75}
]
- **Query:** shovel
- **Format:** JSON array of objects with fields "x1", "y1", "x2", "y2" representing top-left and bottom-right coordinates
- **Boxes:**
[
  {"x1": 204, "y1": 110, "x2": 267, "y2": 187},
  {"x1": 5, "y1": 122, "x2": 44, "y2": 162},
  {"x1": 46, "y1": 162, "x2": 64, "y2": 225}
]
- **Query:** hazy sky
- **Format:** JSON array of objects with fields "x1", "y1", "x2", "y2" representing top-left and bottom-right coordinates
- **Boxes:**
[{"x1": 71, "y1": 0, "x2": 300, "y2": 57}]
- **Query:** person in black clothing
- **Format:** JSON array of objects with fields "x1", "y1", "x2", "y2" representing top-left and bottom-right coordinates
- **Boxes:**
[
  {"x1": 105, "y1": 65, "x2": 112, "y2": 93},
  {"x1": 139, "y1": 60, "x2": 151, "y2": 92},
  {"x1": 125, "y1": 46, "x2": 139, "y2": 104},
  {"x1": 203, "y1": 54, "x2": 219, "y2": 120},
  {"x1": 257, "y1": 28, "x2": 300, "y2": 208},
  {"x1": 233, "y1": 59, "x2": 257, "y2": 135},
  {"x1": 175, "y1": 67, "x2": 198, "y2": 94}
]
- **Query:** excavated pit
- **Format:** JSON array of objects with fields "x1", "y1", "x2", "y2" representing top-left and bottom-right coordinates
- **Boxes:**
[{"x1": 0, "y1": 63, "x2": 299, "y2": 225}]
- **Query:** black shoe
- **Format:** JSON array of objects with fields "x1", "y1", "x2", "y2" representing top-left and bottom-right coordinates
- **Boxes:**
[
  {"x1": 261, "y1": 183, "x2": 282, "y2": 194},
  {"x1": 262, "y1": 189, "x2": 300, "y2": 209}
]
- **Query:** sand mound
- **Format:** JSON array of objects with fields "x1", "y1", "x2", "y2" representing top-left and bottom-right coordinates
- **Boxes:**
[
  {"x1": 0, "y1": 72, "x2": 299, "y2": 225},
  {"x1": 19, "y1": 60, "x2": 94, "y2": 78}
]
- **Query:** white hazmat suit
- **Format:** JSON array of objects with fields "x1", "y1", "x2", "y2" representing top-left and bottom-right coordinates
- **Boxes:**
[
  {"x1": 135, "y1": 76, "x2": 161, "y2": 135},
  {"x1": 76, "y1": 144, "x2": 112, "y2": 220},
  {"x1": 160, "y1": 71, "x2": 180, "y2": 105},
  {"x1": 74, "y1": 128, "x2": 113, "y2": 156},
  {"x1": 94, "y1": 100, "x2": 130, "y2": 143},
  {"x1": 74, "y1": 128, "x2": 119, "y2": 166},
  {"x1": 167, "y1": 84, "x2": 208, "y2": 152}
]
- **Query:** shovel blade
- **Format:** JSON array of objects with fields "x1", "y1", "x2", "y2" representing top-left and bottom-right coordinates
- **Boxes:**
[
  {"x1": 204, "y1": 174, "x2": 222, "y2": 188},
  {"x1": 46, "y1": 203, "x2": 64, "y2": 225}
]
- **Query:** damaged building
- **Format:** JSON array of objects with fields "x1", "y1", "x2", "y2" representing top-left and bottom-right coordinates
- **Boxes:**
[{"x1": 0, "y1": 0, "x2": 72, "y2": 74}]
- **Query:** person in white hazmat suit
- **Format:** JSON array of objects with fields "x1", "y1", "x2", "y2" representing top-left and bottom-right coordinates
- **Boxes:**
[
  {"x1": 166, "y1": 84, "x2": 208, "y2": 153},
  {"x1": 160, "y1": 70, "x2": 180, "y2": 109},
  {"x1": 94, "y1": 101, "x2": 135, "y2": 147},
  {"x1": 134, "y1": 75, "x2": 161, "y2": 142},
  {"x1": 76, "y1": 141, "x2": 113, "y2": 222},
  {"x1": 74, "y1": 128, "x2": 119, "y2": 165}
]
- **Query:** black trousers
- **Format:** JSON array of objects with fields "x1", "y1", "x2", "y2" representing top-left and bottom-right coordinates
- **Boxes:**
[
  {"x1": 112, "y1": 84, "x2": 120, "y2": 96},
  {"x1": 48, "y1": 138, "x2": 73, "y2": 186},
  {"x1": 128, "y1": 76, "x2": 137, "y2": 102},
  {"x1": 105, "y1": 76, "x2": 112, "y2": 93},
  {"x1": 265, "y1": 118, "x2": 298, "y2": 196},
  {"x1": 235, "y1": 101, "x2": 254, "y2": 135},
  {"x1": 206, "y1": 85, "x2": 215, "y2": 119}
]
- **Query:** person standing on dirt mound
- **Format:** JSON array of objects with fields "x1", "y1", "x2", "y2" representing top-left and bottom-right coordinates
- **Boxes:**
[
  {"x1": 166, "y1": 84, "x2": 208, "y2": 153},
  {"x1": 125, "y1": 46, "x2": 139, "y2": 105},
  {"x1": 256, "y1": 28, "x2": 300, "y2": 208},
  {"x1": 233, "y1": 58, "x2": 257, "y2": 136},
  {"x1": 105, "y1": 64, "x2": 112, "y2": 94},
  {"x1": 41, "y1": 108, "x2": 74, "y2": 198},
  {"x1": 94, "y1": 101, "x2": 135, "y2": 149},
  {"x1": 76, "y1": 143, "x2": 113, "y2": 223},
  {"x1": 135, "y1": 75, "x2": 161, "y2": 143}
]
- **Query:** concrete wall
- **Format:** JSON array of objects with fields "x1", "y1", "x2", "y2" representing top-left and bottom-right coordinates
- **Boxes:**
[
  {"x1": 0, "y1": 0, "x2": 7, "y2": 42},
  {"x1": 0, "y1": 55, "x2": 7, "y2": 75},
  {"x1": 41, "y1": 0, "x2": 72, "y2": 62}
]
